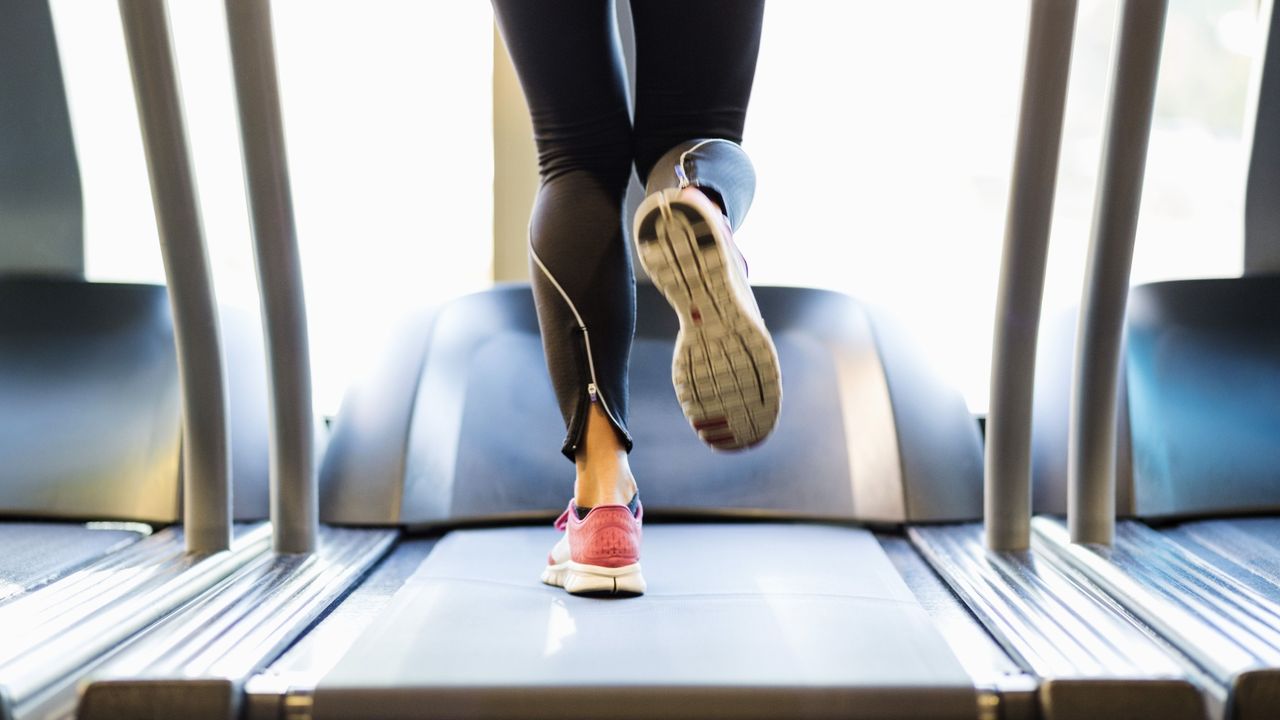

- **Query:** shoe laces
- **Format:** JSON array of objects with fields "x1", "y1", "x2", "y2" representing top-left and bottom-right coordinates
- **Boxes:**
[{"x1": 554, "y1": 505, "x2": 573, "y2": 532}]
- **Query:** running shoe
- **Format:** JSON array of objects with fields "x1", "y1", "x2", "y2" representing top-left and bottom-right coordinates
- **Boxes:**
[
  {"x1": 542, "y1": 498, "x2": 645, "y2": 596},
  {"x1": 633, "y1": 186, "x2": 782, "y2": 450}
]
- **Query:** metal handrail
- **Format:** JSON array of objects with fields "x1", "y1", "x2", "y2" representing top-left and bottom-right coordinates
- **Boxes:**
[
  {"x1": 118, "y1": 0, "x2": 232, "y2": 554},
  {"x1": 225, "y1": 0, "x2": 318, "y2": 554},
  {"x1": 1068, "y1": 0, "x2": 1167, "y2": 545},
  {"x1": 985, "y1": 0, "x2": 1078, "y2": 551}
]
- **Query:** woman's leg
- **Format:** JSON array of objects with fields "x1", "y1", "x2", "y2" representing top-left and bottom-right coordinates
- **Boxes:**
[
  {"x1": 628, "y1": 1, "x2": 781, "y2": 450},
  {"x1": 492, "y1": 1, "x2": 636, "y2": 507},
  {"x1": 630, "y1": 0, "x2": 765, "y2": 217}
]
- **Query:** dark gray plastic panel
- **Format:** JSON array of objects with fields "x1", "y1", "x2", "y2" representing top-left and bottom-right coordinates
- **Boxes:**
[
  {"x1": 1034, "y1": 277, "x2": 1280, "y2": 519},
  {"x1": 0, "y1": 278, "x2": 270, "y2": 521},
  {"x1": 0, "y1": 0, "x2": 82, "y2": 277},
  {"x1": 321, "y1": 285, "x2": 982, "y2": 527},
  {"x1": 1246, "y1": 0, "x2": 1280, "y2": 274},
  {"x1": 1125, "y1": 278, "x2": 1280, "y2": 516},
  {"x1": 312, "y1": 524, "x2": 978, "y2": 720}
]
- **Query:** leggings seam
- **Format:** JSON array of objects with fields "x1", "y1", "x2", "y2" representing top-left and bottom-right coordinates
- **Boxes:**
[
  {"x1": 676, "y1": 138, "x2": 737, "y2": 182},
  {"x1": 528, "y1": 237, "x2": 629, "y2": 443}
]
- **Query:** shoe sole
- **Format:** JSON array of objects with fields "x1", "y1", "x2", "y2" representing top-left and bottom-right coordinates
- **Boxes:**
[
  {"x1": 633, "y1": 189, "x2": 782, "y2": 450},
  {"x1": 542, "y1": 561, "x2": 646, "y2": 596}
]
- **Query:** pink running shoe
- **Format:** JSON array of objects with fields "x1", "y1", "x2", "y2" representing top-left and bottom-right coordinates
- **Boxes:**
[{"x1": 542, "y1": 498, "x2": 645, "y2": 596}]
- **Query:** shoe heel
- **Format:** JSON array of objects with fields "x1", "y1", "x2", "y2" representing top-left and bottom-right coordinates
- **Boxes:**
[{"x1": 563, "y1": 563, "x2": 646, "y2": 596}]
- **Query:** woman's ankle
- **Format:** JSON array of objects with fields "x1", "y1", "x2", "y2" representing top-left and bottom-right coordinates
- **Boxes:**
[
  {"x1": 574, "y1": 450, "x2": 638, "y2": 507},
  {"x1": 574, "y1": 404, "x2": 638, "y2": 507}
]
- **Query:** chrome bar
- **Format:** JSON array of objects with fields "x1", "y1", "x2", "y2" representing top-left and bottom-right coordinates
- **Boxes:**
[
  {"x1": 78, "y1": 528, "x2": 395, "y2": 720},
  {"x1": 1035, "y1": 516, "x2": 1280, "y2": 706},
  {"x1": 0, "y1": 524, "x2": 271, "y2": 713},
  {"x1": 118, "y1": 0, "x2": 232, "y2": 554},
  {"x1": 1068, "y1": 0, "x2": 1167, "y2": 546},
  {"x1": 224, "y1": 0, "x2": 318, "y2": 553},
  {"x1": 986, "y1": 0, "x2": 1078, "y2": 551},
  {"x1": 914, "y1": 525, "x2": 1191, "y2": 680},
  {"x1": 242, "y1": 539, "x2": 439, "y2": 720},
  {"x1": 912, "y1": 524, "x2": 1213, "y2": 719}
]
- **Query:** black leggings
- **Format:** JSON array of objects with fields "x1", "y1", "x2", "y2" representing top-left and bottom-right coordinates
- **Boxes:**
[{"x1": 492, "y1": 0, "x2": 766, "y2": 460}]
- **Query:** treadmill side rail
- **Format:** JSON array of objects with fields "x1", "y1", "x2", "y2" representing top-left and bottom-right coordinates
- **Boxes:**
[
  {"x1": 76, "y1": 528, "x2": 397, "y2": 720},
  {"x1": 0, "y1": 523, "x2": 272, "y2": 719},
  {"x1": 880, "y1": 535, "x2": 1039, "y2": 720},
  {"x1": 911, "y1": 523, "x2": 1209, "y2": 720},
  {"x1": 1034, "y1": 516, "x2": 1280, "y2": 718}
]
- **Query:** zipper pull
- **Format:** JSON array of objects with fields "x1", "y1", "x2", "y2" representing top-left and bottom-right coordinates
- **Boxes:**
[
  {"x1": 587, "y1": 383, "x2": 599, "y2": 403},
  {"x1": 674, "y1": 164, "x2": 690, "y2": 189}
]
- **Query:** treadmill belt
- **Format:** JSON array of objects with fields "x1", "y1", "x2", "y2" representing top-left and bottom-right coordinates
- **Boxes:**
[
  {"x1": 313, "y1": 524, "x2": 976, "y2": 720},
  {"x1": 0, "y1": 522, "x2": 145, "y2": 603}
]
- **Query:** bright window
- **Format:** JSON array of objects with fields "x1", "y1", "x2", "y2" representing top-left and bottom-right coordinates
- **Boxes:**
[
  {"x1": 51, "y1": 0, "x2": 494, "y2": 416},
  {"x1": 741, "y1": 0, "x2": 1257, "y2": 411},
  {"x1": 51, "y1": 0, "x2": 1262, "y2": 416}
]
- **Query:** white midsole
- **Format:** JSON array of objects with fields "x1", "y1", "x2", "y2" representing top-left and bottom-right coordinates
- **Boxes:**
[
  {"x1": 542, "y1": 561, "x2": 647, "y2": 595},
  {"x1": 546, "y1": 561, "x2": 642, "y2": 577}
]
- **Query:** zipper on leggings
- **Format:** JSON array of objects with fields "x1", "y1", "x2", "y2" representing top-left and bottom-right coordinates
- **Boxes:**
[
  {"x1": 674, "y1": 138, "x2": 735, "y2": 190},
  {"x1": 578, "y1": 326, "x2": 625, "y2": 432},
  {"x1": 529, "y1": 242, "x2": 630, "y2": 450},
  {"x1": 674, "y1": 164, "x2": 691, "y2": 189}
]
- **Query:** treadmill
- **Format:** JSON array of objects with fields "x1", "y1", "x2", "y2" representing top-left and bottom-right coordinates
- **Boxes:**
[
  {"x1": 0, "y1": 2, "x2": 277, "y2": 717},
  {"x1": 1027, "y1": 1, "x2": 1280, "y2": 718},
  {"x1": 73, "y1": 1, "x2": 1212, "y2": 719},
  {"x1": 0, "y1": 1, "x2": 151, "y2": 603}
]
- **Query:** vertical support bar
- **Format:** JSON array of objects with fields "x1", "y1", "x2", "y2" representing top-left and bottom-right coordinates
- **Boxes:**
[
  {"x1": 225, "y1": 0, "x2": 317, "y2": 554},
  {"x1": 986, "y1": 0, "x2": 1078, "y2": 551},
  {"x1": 1068, "y1": 0, "x2": 1167, "y2": 546},
  {"x1": 119, "y1": 0, "x2": 232, "y2": 553},
  {"x1": 1245, "y1": 0, "x2": 1280, "y2": 274}
]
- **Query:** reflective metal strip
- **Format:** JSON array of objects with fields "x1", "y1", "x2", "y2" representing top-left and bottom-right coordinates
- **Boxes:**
[
  {"x1": 0, "y1": 523, "x2": 272, "y2": 709},
  {"x1": 911, "y1": 522, "x2": 1197, "y2": 680},
  {"x1": 1035, "y1": 517, "x2": 1280, "y2": 685},
  {"x1": 77, "y1": 528, "x2": 396, "y2": 720}
]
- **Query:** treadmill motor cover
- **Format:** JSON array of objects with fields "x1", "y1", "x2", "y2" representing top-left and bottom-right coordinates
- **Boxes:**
[{"x1": 321, "y1": 285, "x2": 983, "y2": 527}]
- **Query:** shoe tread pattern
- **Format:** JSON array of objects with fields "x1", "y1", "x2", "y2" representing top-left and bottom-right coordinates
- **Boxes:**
[{"x1": 635, "y1": 194, "x2": 782, "y2": 451}]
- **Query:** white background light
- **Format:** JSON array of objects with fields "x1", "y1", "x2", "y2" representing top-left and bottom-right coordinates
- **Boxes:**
[{"x1": 53, "y1": 0, "x2": 1256, "y2": 417}]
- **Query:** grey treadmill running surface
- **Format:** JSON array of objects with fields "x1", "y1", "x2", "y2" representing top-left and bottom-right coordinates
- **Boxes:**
[
  {"x1": 313, "y1": 524, "x2": 977, "y2": 720},
  {"x1": 0, "y1": 523, "x2": 144, "y2": 603}
]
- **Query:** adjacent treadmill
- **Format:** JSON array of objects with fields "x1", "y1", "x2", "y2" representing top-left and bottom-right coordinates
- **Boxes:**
[
  {"x1": 70, "y1": 1, "x2": 1220, "y2": 719},
  {"x1": 1027, "y1": 1, "x2": 1280, "y2": 718},
  {"x1": 0, "y1": 2, "x2": 276, "y2": 717}
]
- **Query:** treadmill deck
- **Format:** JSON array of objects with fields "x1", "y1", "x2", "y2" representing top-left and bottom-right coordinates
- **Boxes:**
[{"x1": 313, "y1": 524, "x2": 977, "y2": 720}]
